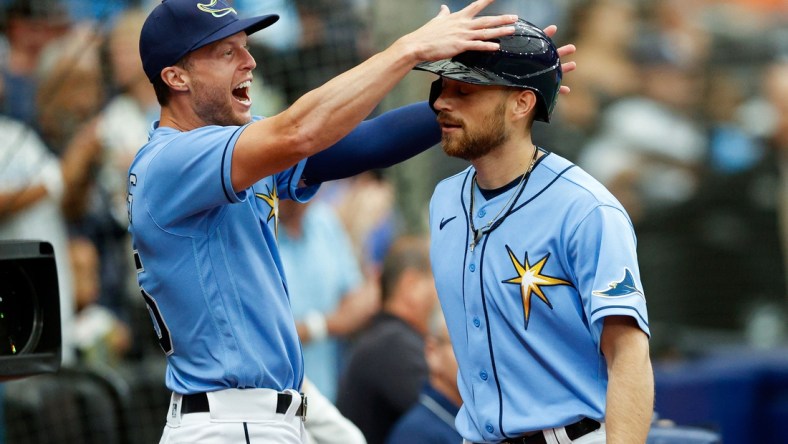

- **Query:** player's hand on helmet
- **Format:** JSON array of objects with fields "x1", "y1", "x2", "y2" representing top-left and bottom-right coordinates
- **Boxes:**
[
  {"x1": 543, "y1": 25, "x2": 577, "y2": 95},
  {"x1": 398, "y1": 0, "x2": 518, "y2": 63}
]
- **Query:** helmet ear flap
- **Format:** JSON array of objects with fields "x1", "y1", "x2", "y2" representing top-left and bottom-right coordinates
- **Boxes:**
[{"x1": 428, "y1": 79, "x2": 442, "y2": 115}]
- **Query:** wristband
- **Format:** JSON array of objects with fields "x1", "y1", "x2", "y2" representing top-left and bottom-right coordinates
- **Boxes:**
[
  {"x1": 39, "y1": 162, "x2": 65, "y2": 202},
  {"x1": 303, "y1": 311, "x2": 328, "y2": 342}
]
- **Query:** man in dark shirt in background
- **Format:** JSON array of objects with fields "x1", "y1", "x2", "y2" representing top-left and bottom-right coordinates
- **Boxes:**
[
  {"x1": 336, "y1": 236, "x2": 437, "y2": 444},
  {"x1": 386, "y1": 307, "x2": 462, "y2": 444}
]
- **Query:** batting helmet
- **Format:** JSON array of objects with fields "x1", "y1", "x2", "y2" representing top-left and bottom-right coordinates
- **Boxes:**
[{"x1": 414, "y1": 19, "x2": 562, "y2": 123}]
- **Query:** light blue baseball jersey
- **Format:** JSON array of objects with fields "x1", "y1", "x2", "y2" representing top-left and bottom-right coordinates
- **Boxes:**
[
  {"x1": 278, "y1": 201, "x2": 363, "y2": 401},
  {"x1": 429, "y1": 150, "x2": 650, "y2": 443},
  {"x1": 127, "y1": 117, "x2": 318, "y2": 394}
]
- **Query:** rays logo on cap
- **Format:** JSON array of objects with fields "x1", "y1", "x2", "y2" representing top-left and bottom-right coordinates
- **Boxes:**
[
  {"x1": 593, "y1": 268, "x2": 644, "y2": 299},
  {"x1": 197, "y1": 0, "x2": 236, "y2": 18}
]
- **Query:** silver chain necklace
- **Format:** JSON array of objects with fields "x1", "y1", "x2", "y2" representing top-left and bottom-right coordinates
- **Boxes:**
[{"x1": 469, "y1": 147, "x2": 539, "y2": 252}]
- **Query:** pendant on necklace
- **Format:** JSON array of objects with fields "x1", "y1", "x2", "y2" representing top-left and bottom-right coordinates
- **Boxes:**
[{"x1": 470, "y1": 229, "x2": 483, "y2": 252}]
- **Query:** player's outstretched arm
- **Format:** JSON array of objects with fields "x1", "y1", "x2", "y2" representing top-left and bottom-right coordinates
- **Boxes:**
[
  {"x1": 301, "y1": 24, "x2": 578, "y2": 185},
  {"x1": 231, "y1": 0, "x2": 517, "y2": 192}
]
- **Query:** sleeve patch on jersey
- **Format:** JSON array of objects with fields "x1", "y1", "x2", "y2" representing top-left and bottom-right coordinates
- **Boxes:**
[{"x1": 592, "y1": 268, "x2": 644, "y2": 299}]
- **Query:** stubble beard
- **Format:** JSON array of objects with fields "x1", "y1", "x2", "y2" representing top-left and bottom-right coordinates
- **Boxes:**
[
  {"x1": 440, "y1": 101, "x2": 509, "y2": 161},
  {"x1": 191, "y1": 77, "x2": 249, "y2": 127}
]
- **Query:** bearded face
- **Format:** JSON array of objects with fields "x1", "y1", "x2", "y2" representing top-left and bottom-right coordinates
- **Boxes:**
[
  {"x1": 190, "y1": 73, "x2": 251, "y2": 127},
  {"x1": 439, "y1": 100, "x2": 509, "y2": 161}
]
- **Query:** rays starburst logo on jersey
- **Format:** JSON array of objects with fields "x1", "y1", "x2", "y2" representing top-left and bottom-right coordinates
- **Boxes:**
[
  {"x1": 197, "y1": 0, "x2": 236, "y2": 18},
  {"x1": 255, "y1": 184, "x2": 279, "y2": 237},
  {"x1": 593, "y1": 268, "x2": 644, "y2": 299},
  {"x1": 501, "y1": 247, "x2": 571, "y2": 329}
]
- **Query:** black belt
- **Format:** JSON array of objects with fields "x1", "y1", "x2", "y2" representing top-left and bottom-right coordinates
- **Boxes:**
[
  {"x1": 180, "y1": 392, "x2": 308, "y2": 419},
  {"x1": 501, "y1": 418, "x2": 601, "y2": 444}
]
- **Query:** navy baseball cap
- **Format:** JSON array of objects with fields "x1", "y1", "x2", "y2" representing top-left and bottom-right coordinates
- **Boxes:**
[{"x1": 140, "y1": 0, "x2": 279, "y2": 82}]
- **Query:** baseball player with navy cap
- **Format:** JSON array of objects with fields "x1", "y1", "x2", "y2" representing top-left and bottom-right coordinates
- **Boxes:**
[
  {"x1": 128, "y1": 0, "x2": 562, "y2": 443},
  {"x1": 417, "y1": 20, "x2": 654, "y2": 443}
]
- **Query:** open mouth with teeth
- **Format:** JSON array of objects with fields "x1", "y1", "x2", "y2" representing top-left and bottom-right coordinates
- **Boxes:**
[{"x1": 232, "y1": 80, "x2": 252, "y2": 105}]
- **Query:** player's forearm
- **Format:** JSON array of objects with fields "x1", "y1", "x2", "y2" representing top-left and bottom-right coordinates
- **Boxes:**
[
  {"x1": 601, "y1": 318, "x2": 654, "y2": 443},
  {"x1": 302, "y1": 102, "x2": 440, "y2": 184},
  {"x1": 282, "y1": 39, "x2": 422, "y2": 146},
  {"x1": 0, "y1": 185, "x2": 48, "y2": 218},
  {"x1": 239, "y1": 47, "x2": 418, "y2": 161},
  {"x1": 60, "y1": 119, "x2": 102, "y2": 220},
  {"x1": 605, "y1": 358, "x2": 653, "y2": 442}
]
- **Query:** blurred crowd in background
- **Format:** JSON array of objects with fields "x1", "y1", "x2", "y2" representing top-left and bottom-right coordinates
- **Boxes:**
[{"x1": 0, "y1": 0, "x2": 786, "y2": 442}]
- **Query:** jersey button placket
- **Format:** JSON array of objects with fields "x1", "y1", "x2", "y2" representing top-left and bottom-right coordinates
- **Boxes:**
[
  {"x1": 473, "y1": 317, "x2": 481, "y2": 328},
  {"x1": 479, "y1": 370, "x2": 488, "y2": 381}
]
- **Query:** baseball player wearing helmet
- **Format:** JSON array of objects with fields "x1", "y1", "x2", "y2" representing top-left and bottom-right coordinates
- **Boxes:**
[
  {"x1": 129, "y1": 0, "x2": 528, "y2": 443},
  {"x1": 418, "y1": 20, "x2": 654, "y2": 444}
]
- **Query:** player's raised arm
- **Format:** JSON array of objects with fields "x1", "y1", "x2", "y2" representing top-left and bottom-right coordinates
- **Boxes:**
[
  {"x1": 299, "y1": 24, "x2": 578, "y2": 185},
  {"x1": 230, "y1": 0, "x2": 517, "y2": 191}
]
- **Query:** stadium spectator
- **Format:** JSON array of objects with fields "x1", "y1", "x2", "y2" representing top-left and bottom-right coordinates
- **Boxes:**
[
  {"x1": 336, "y1": 236, "x2": 437, "y2": 444},
  {"x1": 86, "y1": 8, "x2": 157, "y2": 328},
  {"x1": 302, "y1": 377, "x2": 366, "y2": 444},
  {"x1": 385, "y1": 307, "x2": 461, "y2": 444},
  {"x1": 567, "y1": 0, "x2": 639, "y2": 106},
  {"x1": 97, "y1": 7, "x2": 159, "y2": 227},
  {"x1": 0, "y1": 0, "x2": 70, "y2": 126},
  {"x1": 762, "y1": 61, "x2": 788, "y2": 294},
  {"x1": 278, "y1": 198, "x2": 379, "y2": 401},
  {"x1": 321, "y1": 170, "x2": 398, "y2": 273},
  {"x1": 34, "y1": 25, "x2": 104, "y2": 157},
  {"x1": 69, "y1": 235, "x2": 131, "y2": 366},
  {"x1": 254, "y1": 0, "x2": 367, "y2": 105},
  {"x1": 576, "y1": 38, "x2": 707, "y2": 225},
  {"x1": 535, "y1": 0, "x2": 639, "y2": 163},
  {"x1": 0, "y1": 114, "x2": 76, "y2": 364}
]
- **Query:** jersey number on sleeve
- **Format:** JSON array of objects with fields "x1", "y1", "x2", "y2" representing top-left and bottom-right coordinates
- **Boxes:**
[
  {"x1": 127, "y1": 173, "x2": 137, "y2": 225},
  {"x1": 141, "y1": 288, "x2": 174, "y2": 356}
]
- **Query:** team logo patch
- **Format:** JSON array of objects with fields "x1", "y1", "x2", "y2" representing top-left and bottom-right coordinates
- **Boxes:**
[
  {"x1": 593, "y1": 268, "x2": 644, "y2": 299},
  {"x1": 501, "y1": 247, "x2": 572, "y2": 329},
  {"x1": 197, "y1": 0, "x2": 237, "y2": 18},
  {"x1": 255, "y1": 184, "x2": 279, "y2": 237}
]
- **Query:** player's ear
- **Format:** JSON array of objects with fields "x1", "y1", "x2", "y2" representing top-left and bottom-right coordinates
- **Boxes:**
[
  {"x1": 161, "y1": 66, "x2": 189, "y2": 93},
  {"x1": 510, "y1": 89, "x2": 537, "y2": 122}
]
